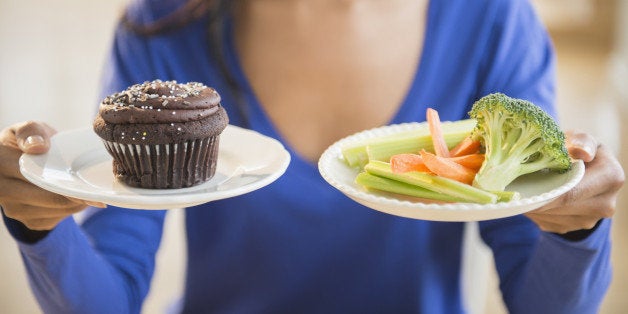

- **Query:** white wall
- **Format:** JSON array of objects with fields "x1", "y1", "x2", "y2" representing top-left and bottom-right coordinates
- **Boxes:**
[{"x1": 0, "y1": 1, "x2": 126, "y2": 129}]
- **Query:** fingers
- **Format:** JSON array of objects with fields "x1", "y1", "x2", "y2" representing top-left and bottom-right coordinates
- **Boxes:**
[
  {"x1": 0, "y1": 121, "x2": 88, "y2": 231},
  {"x1": 0, "y1": 180, "x2": 96, "y2": 230},
  {"x1": 67, "y1": 197, "x2": 107, "y2": 208},
  {"x1": 11, "y1": 121, "x2": 57, "y2": 154},
  {"x1": 526, "y1": 133, "x2": 624, "y2": 233},
  {"x1": 531, "y1": 190, "x2": 616, "y2": 218},
  {"x1": 0, "y1": 177, "x2": 84, "y2": 208},
  {"x1": 0, "y1": 121, "x2": 55, "y2": 179},
  {"x1": 540, "y1": 144, "x2": 624, "y2": 211},
  {"x1": 0, "y1": 146, "x2": 23, "y2": 179},
  {"x1": 0, "y1": 179, "x2": 105, "y2": 230},
  {"x1": 2, "y1": 201, "x2": 87, "y2": 231},
  {"x1": 525, "y1": 212, "x2": 600, "y2": 234},
  {"x1": 2, "y1": 200, "x2": 85, "y2": 219},
  {"x1": 565, "y1": 130, "x2": 598, "y2": 162}
]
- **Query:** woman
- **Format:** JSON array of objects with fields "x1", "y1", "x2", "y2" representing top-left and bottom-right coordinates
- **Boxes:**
[{"x1": 0, "y1": 0, "x2": 624, "y2": 313}]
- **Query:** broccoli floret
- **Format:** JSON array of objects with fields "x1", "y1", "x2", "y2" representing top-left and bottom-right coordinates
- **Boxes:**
[{"x1": 468, "y1": 93, "x2": 571, "y2": 191}]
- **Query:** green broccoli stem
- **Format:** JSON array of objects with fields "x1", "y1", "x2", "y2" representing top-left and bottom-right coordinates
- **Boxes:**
[
  {"x1": 473, "y1": 140, "x2": 543, "y2": 191},
  {"x1": 473, "y1": 123, "x2": 546, "y2": 191},
  {"x1": 519, "y1": 154, "x2": 561, "y2": 175},
  {"x1": 472, "y1": 157, "x2": 524, "y2": 191}
]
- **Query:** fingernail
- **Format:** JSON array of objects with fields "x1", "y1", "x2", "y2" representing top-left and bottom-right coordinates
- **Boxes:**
[
  {"x1": 582, "y1": 145, "x2": 594, "y2": 157},
  {"x1": 569, "y1": 138, "x2": 594, "y2": 157},
  {"x1": 22, "y1": 135, "x2": 45, "y2": 149}
]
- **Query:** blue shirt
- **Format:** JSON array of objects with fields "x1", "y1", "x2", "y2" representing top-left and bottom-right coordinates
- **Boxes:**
[{"x1": 5, "y1": 0, "x2": 612, "y2": 313}]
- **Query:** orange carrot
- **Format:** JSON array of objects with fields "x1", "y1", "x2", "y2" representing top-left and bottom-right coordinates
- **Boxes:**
[
  {"x1": 390, "y1": 154, "x2": 431, "y2": 173},
  {"x1": 420, "y1": 150, "x2": 476, "y2": 185},
  {"x1": 450, "y1": 154, "x2": 485, "y2": 171},
  {"x1": 449, "y1": 136, "x2": 482, "y2": 157},
  {"x1": 426, "y1": 108, "x2": 450, "y2": 158}
]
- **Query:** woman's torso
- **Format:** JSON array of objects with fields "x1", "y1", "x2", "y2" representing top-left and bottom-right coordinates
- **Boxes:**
[{"x1": 119, "y1": 0, "x2": 522, "y2": 312}]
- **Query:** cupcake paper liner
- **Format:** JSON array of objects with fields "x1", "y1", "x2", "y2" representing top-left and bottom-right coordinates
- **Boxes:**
[{"x1": 103, "y1": 136, "x2": 220, "y2": 189}]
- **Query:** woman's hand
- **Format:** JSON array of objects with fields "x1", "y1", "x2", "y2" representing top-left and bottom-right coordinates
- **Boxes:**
[
  {"x1": 0, "y1": 121, "x2": 103, "y2": 231},
  {"x1": 525, "y1": 131, "x2": 625, "y2": 235}
]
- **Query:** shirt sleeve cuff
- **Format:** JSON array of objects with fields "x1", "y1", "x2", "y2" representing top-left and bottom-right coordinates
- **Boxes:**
[
  {"x1": 2, "y1": 206, "x2": 80, "y2": 251},
  {"x1": 12, "y1": 216, "x2": 84, "y2": 261},
  {"x1": 1, "y1": 208, "x2": 52, "y2": 244},
  {"x1": 542, "y1": 218, "x2": 611, "y2": 249},
  {"x1": 555, "y1": 219, "x2": 603, "y2": 242}
]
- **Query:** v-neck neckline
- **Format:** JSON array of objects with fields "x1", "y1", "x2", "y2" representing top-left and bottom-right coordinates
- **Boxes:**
[{"x1": 222, "y1": 1, "x2": 436, "y2": 171}]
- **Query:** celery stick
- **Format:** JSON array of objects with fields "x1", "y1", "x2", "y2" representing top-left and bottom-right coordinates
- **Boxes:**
[
  {"x1": 341, "y1": 119, "x2": 476, "y2": 168},
  {"x1": 366, "y1": 132, "x2": 468, "y2": 162},
  {"x1": 364, "y1": 160, "x2": 497, "y2": 204},
  {"x1": 355, "y1": 172, "x2": 465, "y2": 202},
  {"x1": 490, "y1": 190, "x2": 521, "y2": 202},
  {"x1": 342, "y1": 145, "x2": 369, "y2": 169}
]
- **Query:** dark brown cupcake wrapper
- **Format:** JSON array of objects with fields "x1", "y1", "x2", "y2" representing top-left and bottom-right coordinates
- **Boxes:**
[{"x1": 103, "y1": 136, "x2": 220, "y2": 189}]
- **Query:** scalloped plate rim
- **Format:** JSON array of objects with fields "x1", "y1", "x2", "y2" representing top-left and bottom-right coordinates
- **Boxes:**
[{"x1": 318, "y1": 122, "x2": 585, "y2": 221}]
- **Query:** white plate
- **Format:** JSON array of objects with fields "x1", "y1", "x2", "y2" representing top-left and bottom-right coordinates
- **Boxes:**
[
  {"x1": 318, "y1": 122, "x2": 585, "y2": 222},
  {"x1": 20, "y1": 125, "x2": 291, "y2": 209}
]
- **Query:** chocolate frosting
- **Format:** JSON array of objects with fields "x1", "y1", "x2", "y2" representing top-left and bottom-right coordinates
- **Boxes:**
[
  {"x1": 94, "y1": 80, "x2": 229, "y2": 144},
  {"x1": 98, "y1": 80, "x2": 221, "y2": 124}
]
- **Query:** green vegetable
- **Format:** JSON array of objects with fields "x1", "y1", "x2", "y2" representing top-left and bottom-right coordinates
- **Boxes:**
[
  {"x1": 362, "y1": 160, "x2": 498, "y2": 204},
  {"x1": 355, "y1": 172, "x2": 464, "y2": 202},
  {"x1": 342, "y1": 119, "x2": 476, "y2": 168},
  {"x1": 469, "y1": 93, "x2": 571, "y2": 191},
  {"x1": 488, "y1": 190, "x2": 521, "y2": 203}
]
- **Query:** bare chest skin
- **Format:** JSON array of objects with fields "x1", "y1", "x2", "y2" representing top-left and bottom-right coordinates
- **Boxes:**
[{"x1": 234, "y1": 1, "x2": 427, "y2": 162}]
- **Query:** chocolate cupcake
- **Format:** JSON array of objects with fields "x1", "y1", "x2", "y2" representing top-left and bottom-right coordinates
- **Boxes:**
[{"x1": 93, "y1": 80, "x2": 229, "y2": 189}]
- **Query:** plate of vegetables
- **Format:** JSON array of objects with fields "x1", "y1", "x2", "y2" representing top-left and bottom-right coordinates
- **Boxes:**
[{"x1": 318, "y1": 93, "x2": 585, "y2": 222}]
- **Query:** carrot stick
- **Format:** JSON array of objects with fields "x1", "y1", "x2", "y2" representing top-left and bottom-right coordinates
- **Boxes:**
[
  {"x1": 426, "y1": 108, "x2": 450, "y2": 158},
  {"x1": 390, "y1": 154, "x2": 431, "y2": 173},
  {"x1": 420, "y1": 150, "x2": 476, "y2": 185},
  {"x1": 450, "y1": 154, "x2": 485, "y2": 171},
  {"x1": 449, "y1": 136, "x2": 482, "y2": 157}
]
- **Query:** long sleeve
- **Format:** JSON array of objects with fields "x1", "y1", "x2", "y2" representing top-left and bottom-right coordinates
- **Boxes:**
[
  {"x1": 5, "y1": 208, "x2": 166, "y2": 314},
  {"x1": 515, "y1": 220, "x2": 611, "y2": 313},
  {"x1": 480, "y1": 217, "x2": 612, "y2": 314},
  {"x1": 476, "y1": 1, "x2": 612, "y2": 313}
]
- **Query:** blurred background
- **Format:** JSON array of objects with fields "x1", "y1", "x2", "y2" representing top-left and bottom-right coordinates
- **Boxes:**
[{"x1": 0, "y1": 0, "x2": 626, "y2": 313}]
